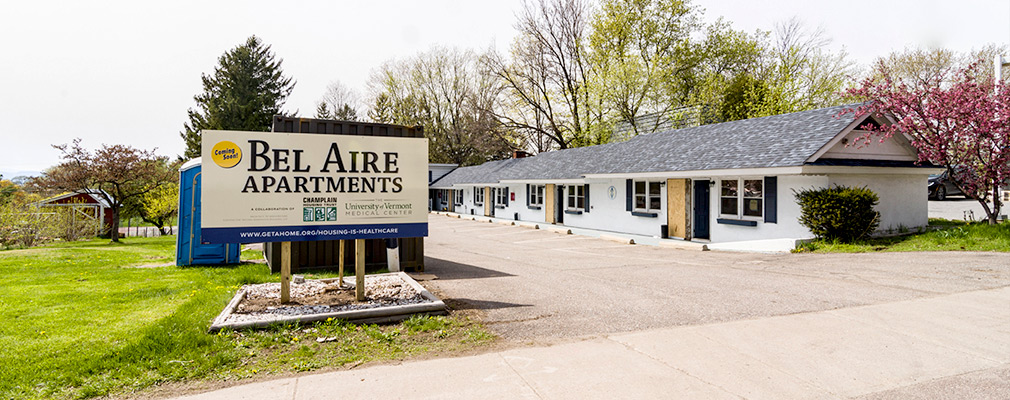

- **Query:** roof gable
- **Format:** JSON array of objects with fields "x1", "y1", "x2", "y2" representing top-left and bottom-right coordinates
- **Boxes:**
[{"x1": 806, "y1": 114, "x2": 917, "y2": 162}]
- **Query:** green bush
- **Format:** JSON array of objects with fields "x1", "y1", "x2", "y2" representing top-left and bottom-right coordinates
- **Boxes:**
[{"x1": 794, "y1": 185, "x2": 880, "y2": 243}]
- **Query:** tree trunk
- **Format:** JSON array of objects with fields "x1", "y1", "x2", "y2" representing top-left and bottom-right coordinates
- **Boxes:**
[
  {"x1": 143, "y1": 216, "x2": 167, "y2": 235},
  {"x1": 991, "y1": 184, "x2": 1002, "y2": 225},
  {"x1": 109, "y1": 206, "x2": 121, "y2": 243}
]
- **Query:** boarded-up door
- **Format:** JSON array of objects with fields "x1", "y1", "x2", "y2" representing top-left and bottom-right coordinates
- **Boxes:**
[
  {"x1": 544, "y1": 184, "x2": 556, "y2": 224},
  {"x1": 484, "y1": 187, "x2": 492, "y2": 217},
  {"x1": 666, "y1": 179, "x2": 691, "y2": 239}
]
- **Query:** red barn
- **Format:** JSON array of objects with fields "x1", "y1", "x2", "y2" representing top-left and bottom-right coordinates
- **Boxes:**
[{"x1": 39, "y1": 190, "x2": 114, "y2": 236}]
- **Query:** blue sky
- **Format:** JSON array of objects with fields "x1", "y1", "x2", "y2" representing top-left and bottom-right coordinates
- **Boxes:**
[{"x1": 1, "y1": 0, "x2": 1007, "y2": 176}]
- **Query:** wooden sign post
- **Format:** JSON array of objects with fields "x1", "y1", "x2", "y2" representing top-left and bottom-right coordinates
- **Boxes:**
[
  {"x1": 280, "y1": 241, "x2": 291, "y2": 303},
  {"x1": 338, "y1": 240, "x2": 346, "y2": 288},
  {"x1": 355, "y1": 239, "x2": 365, "y2": 301}
]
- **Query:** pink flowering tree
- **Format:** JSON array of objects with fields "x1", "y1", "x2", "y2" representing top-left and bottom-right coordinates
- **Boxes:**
[{"x1": 841, "y1": 62, "x2": 1010, "y2": 224}]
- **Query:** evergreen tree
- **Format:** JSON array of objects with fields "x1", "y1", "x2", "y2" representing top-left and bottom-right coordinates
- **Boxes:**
[
  {"x1": 315, "y1": 102, "x2": 333, "y2": 119},
  {"x1": 333, "y1": 104, "x2": 358, "y2": 121},
  {"x1": 180, "y1": 36, "x2": 295, "y2": 159}
]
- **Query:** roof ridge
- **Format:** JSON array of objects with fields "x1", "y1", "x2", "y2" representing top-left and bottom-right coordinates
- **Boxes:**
[{"x1": 431, "y1": 105, "x2": 861, "y2": 187}]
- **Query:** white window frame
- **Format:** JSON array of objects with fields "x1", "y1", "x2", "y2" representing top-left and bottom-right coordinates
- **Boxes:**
[
  {"x1": 454, "y1": 188, "x2": 463, "y2": 206},
  {"x1": 494, "y1": 187, "x2": 508, "y2": 208},
  {"x1": 474, "y1": 187, "x2": 484, "y2": 205},
  {"x1": 719, "y1": 178, "x2": 763, "y2": 219},
  {"x1": 566, "y1": 185, "x2": 585, "y2": 210},
  {"x1": 529, "y1": 185, "x2": 544, "y2": 206},
  {"x1": 633, "y1": 180, "x2": 662, "y2": 213}
]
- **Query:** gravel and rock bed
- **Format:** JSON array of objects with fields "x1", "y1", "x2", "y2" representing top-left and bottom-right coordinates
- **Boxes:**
[{"x1": 219, "y1": 274, "x2": 435, "y2": 326}]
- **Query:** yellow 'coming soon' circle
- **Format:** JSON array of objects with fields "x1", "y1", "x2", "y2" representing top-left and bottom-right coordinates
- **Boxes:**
[{"x1": 211, "y1": 141, "x2": 242, "y2": 168}]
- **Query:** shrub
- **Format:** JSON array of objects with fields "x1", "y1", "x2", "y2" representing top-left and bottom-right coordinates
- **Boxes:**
[
  {"x1": 0, "y1": 195, "x2": 57, "y2": 248},
  {"x1": 794, "y1": 185, "x2": 880, "y2": 242},
  {"x1": 0, "y1": 194, "x2": 99, "y2": 248}
]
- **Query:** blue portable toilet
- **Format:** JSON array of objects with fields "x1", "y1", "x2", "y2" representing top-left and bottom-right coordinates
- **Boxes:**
[{"x1": 176, "y1": 159, "x2": 242, "y2": 266}]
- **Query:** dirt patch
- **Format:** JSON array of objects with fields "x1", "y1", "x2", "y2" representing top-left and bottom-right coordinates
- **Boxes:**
[
  {"x1": 219, "y1": 275, "x2": 435, "y2": 326},
  {"x1": 236, "y1": 285, "x2": 358, "y2": 313}
]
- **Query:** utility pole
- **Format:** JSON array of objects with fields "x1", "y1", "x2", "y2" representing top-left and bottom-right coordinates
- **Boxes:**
[
  {"x1": 995, "y1": 54, "x2": 1010, "y2": 213},
  {"x1": 995, "y1": 54, "x2": 1010, "y2": 92}
]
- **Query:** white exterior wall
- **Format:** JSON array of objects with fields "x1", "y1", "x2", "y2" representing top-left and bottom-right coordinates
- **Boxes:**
[
  {"x1": 454, "y1": 186, "x2": 481, "y2": 216},
  {"x1": 828, "y1": 174, "x2": 929, "y2": 231},
  {"x1": 445, "y1": 173, "x2": 928, "y2": 242},
  {"x1": 429, "y1": 164, "x2": 458, "y2": 184},
  {"x1": 707, "y1": 175, "x2": 826, "y2": 243},
  {"x1": 558, "y1": 179, "x2": 669, "y2": 237},
  {"x1": 513, "y1": 184, "x2": 547, "y2": 223},
  {"x1": 491, "y1": 185, "x2": 524, "y2": 221}
]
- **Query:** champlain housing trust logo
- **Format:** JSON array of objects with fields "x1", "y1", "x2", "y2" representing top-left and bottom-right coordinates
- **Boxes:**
[
  {"x1": 303, "y1": 206, "x2": 337, "y2": 222},
  {"x1": 211, "y1": 141, "x2": 242, "y2": 168},
  {"x1": 303, "y1": 197, "x2": 339, "y2": 222}
]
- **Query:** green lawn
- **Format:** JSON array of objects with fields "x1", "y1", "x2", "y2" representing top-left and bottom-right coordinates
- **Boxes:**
[
  {"x1": 794, "y1": 219, "x2": 1010, "y2": 253},
  {"x1": 119, "y1": 216, "x2": 178, "y2": 228},
  {"x1": 0, "y1": 236, "x2": 493, "y2": 399}
]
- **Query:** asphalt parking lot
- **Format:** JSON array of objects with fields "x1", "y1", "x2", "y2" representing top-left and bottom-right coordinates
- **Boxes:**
[
  {"x1": 423, "y1": 214, "x2": 1010, "y2": 342},
  {"x1": 929, "y1": 197, "x2": 998, "y2": 221}
]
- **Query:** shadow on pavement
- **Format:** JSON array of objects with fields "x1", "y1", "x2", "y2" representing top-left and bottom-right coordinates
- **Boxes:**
[
  {"x1": 444, "y1": 297, "x2": 532, "y2": 311},
  {"x1": 425, "y1": 257, "x2": 514, "y2": 280}
]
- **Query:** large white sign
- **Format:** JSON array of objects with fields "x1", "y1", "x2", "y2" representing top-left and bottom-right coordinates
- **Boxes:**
[{"x1": 200, "y1": 130, "x2": 428, "y2": 243}]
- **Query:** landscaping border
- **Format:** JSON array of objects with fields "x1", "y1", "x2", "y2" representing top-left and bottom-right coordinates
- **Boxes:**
[{"x1": 208, "y1": 272, "x2": 446, "y2": 332}]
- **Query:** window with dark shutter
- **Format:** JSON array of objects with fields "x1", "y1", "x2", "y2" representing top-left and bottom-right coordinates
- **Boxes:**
[
  {"x1": 626, "y1": 179, "x2": 632, "y2": 212},
  {"x1": 764, "y1": 177, "x2": 777, "y2": 223}
]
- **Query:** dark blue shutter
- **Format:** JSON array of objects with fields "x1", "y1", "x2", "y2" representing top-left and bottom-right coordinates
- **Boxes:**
[
  {"x1": 526, "y1": 184, "x2": 530, "y2": 206},
  {"x1": 626, "y1": 179, "x2": 633, "y2": 212},
  {"x1": 504, "y1": 186, "x2": 509, "y2": 206},
  {"x1": 583, "y1": 184, "x2": 590, "y2": 212},
  {"x1": 764, "y1": 176, "x2": 777, "y2": 223}
]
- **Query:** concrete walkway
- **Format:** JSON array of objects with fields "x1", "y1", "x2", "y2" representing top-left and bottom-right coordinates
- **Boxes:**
[
  {"x1": 435, "y1": 211, "x2": 711, "y2": 250},
  {"x1": 173, "y1": 286, "x2": 1010, "y2": 399}
]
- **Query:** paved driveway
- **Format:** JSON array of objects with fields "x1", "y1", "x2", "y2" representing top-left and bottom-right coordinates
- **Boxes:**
[
  {"x1": 423, "y1": 214, "x2": 1010, "y2": 342},
  {"x1": 929, "y1": 197, "x2": 998, "y2": 221}
]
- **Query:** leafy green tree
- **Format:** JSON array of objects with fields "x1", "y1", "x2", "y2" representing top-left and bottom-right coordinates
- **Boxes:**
[
  {"x1": 138, "y1": 183, "x2": 179, "y2": 235},
  {"x1": 589, "y1": 0, "x2": 695, "y2": 135},
  {"x1": 367, "y1": 93, "x2": 395, "y2": 123},
  {"x1": 180, "y1": 36, "x2": 295, "y2": 159},
  {"x1": 717, "y1": 18, "x2": 854, "y2": 121},
  {"x1": 31, "y1": 140, "x2": 176, "y2": 242},
  {"x1": 589, "y1": 0, "x2": 763, "y2": 135},
  {"x1": 0, "y1": 175, "x2": 20, "y2": 204}
]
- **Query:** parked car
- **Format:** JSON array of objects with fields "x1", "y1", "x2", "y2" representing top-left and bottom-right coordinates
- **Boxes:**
[{"x1": 928, "y1": 169, "x2": 964, "y2": 200}]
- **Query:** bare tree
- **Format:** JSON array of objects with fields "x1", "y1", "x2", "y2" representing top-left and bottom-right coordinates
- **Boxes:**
[
  {"x1": 871, "y1": 44, "x2": 1007, "y2": 87},
  {"x1": 760, "y1": 17, "x2": 855, "y2": 111},
  {"x1": 367, "y1": 47, "x2": 515, "y2": 165},
  {"x1": 485, "y1": 0, "x2": 605, "y2": 151},
  {"x1": 316, "y1": 80, "x2": 360, "y2": 121}
]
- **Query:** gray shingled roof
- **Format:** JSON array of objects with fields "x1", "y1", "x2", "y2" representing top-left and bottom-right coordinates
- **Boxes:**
[
  {"x1": 432, "y1": 104, "x2": 858, "y2": 188},
  {"x1": 611, "y1": 105, "x2": 715, "y2": 142}
]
